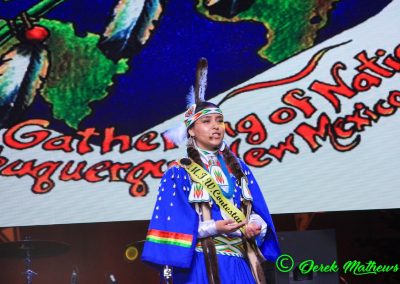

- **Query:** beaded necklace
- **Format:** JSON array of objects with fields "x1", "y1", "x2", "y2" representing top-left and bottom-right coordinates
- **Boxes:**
[{"x1": 198, "y1": 148, "x2": 235, "y2": 199}]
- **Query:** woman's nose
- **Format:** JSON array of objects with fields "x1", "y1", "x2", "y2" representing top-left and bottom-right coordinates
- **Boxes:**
[{"x1": 211, "y1": 120, "x2": 220, "y2": 129}]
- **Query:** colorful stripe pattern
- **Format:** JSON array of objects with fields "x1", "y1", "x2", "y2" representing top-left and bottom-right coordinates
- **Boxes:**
[
  {"x1": 196, "y1": 236, "x2": 245, "y2": 257},
  {"x1": 146, "y1": 229, "x2": 193, "y2": 248},
  {"x1": 184, "y1": 107, "x2": 223, "y2": 127}
]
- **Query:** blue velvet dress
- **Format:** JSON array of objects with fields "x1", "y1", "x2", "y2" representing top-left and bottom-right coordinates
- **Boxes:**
[{"x1": 142, "y1": 156, "x2": 280, "y2": 283}]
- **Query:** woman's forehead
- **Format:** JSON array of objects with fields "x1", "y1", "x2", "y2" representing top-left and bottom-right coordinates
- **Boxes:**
[{"x1": 200, "y1": 113, "x2": 224, "y2": 119}]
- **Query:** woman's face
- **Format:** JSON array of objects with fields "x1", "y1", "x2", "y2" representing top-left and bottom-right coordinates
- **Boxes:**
[{"x1": 188, "y1": 114, "x2": 225, "y2": 151}]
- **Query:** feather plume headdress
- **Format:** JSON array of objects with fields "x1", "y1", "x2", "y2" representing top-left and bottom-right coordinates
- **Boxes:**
[{"x1": 164, "y1": 58, "x2": 223, "y2": 146}]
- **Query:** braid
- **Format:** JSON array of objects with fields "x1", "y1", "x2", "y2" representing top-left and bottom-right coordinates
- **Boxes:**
[
  {"x1": 221, "y1": 146, "x2": 244, "y2": 182},
  {"x1": 187, "y1": 146, "x2": 203, "y2": 166}
]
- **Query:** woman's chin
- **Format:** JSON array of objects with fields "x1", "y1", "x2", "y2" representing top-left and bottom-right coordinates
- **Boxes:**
[{"x1": 210, "y1": 141, "x2": 223, "y2": 150}]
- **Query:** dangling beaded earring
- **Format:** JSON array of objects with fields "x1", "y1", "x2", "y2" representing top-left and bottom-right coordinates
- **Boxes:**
[{"x1": 187, "y1": 136, "x2": 195, "y2": 148}]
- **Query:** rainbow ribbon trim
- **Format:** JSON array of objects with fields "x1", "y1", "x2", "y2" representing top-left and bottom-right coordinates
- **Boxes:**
[{"x1": 146, "y1": 229, "x2": 193, "y2": 248}]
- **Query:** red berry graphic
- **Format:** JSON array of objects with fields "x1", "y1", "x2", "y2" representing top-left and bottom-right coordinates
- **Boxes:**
[{"x1": 24, "y1": 26, "x2": 49, "y2": 42}]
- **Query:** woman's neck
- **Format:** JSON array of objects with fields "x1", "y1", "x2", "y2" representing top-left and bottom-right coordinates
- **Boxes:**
[
  {"x1": 198, "y1": 147, "x2": 218, "y2": 155},
  {"x1": 193, "y1": 141, "x2": 218, "y2": 155}
]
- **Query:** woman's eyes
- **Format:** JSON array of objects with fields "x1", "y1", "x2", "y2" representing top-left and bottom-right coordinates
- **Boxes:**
[{"x1": 200, "y1": 117, "x2": 224, "y2": 124}]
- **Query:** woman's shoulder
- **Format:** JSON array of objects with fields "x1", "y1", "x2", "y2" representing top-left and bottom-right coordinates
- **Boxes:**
[
  {"x1": 158, "y1": 161, "x2": 191, "y2": 193},
  {"x1": 166, "y1": 159, "x2": 187, "y2": 170},
  {"x1": 162, "y1": 160, "x2": 190, "y2": 178}
]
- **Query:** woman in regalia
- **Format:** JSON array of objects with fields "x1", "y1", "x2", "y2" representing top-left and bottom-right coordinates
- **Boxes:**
[{"x1": 142, "y1": 58, "x2": 280, "y2": 284}]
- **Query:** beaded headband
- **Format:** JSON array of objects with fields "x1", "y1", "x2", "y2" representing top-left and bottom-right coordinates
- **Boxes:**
[{"x1": 184, "y1": 105, "x2": 223, "y2": 128}]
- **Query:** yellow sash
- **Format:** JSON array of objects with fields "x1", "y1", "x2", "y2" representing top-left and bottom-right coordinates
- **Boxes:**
[{"x1": 178, "y1": 158, "x2": 246, "y2": 234}]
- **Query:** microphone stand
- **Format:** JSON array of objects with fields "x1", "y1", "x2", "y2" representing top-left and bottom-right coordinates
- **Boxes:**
[{"x1": 162, "y1": 265, "x2": 173, "y2": 284}]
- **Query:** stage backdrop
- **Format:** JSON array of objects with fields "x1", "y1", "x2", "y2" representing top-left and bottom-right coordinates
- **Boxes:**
[{"x1": 0, "y1": 0, "x2": 399, "y2": 227}]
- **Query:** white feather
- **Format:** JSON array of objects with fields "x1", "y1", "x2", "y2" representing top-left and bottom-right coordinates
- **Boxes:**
[
  {"x1": 197, "y1": 66, "x2": 207, "y2": 102},
  {"x1": 103, "y1": 0, "x2": 145, "y2": 41},
  {"x1": 163, "y1": 122, "x2": 187, "y2": 146},
  {"x1": 0, "y1": 50, "x2": 30, "y2": 105},
  {"x1": 186, "y1": 85, "x2": 195, "y2": 108}
]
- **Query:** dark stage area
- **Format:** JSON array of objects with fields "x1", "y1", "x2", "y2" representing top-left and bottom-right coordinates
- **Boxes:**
[{"x1": 0, "y1": 209, "x2": 399, "y2": 284}]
